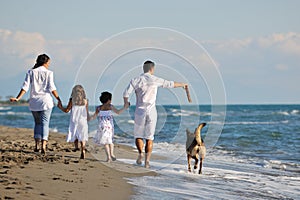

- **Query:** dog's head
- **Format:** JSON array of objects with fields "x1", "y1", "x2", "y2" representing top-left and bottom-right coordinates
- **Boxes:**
[{"x1": 186, "y1": 128, "x2": 195, "y2": 148}]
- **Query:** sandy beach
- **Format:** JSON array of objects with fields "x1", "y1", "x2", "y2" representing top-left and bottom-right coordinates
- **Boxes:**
[{"x1": 0, "y1": 126, "x2": 155, "y2": 200}]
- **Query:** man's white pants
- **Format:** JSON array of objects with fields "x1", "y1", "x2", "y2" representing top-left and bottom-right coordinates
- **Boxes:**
[{"x1": 134, "y1": 107, "x2": 157, "y2": 140}]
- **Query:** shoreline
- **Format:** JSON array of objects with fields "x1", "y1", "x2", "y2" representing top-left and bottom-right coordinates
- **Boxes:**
[{"x1": 0, "y1": 125, "x2": 155, "y2": 200}]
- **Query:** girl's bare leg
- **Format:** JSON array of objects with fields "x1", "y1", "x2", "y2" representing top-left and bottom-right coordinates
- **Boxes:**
[
  {"x1": 74, "y1": 139, "x2": 79, "y2": 151},
  {"x1": 110, "y1": 144, "x2": 116, "y2": 161},
  {"x1": 80, "y1": 141, "x2": 86, "y2": 159},
  {"x1": 104, "y1": 144, "x2": 111, "y2": 162}
]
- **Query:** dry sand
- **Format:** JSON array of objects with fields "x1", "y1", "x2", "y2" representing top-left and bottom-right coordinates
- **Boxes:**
[{"x1": 0, "y1": 126, "x2": 156, "y2": 200}]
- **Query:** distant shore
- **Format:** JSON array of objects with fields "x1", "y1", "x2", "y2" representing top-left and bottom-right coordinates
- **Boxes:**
[
  {"x1": 0, "y1": 125, "x2": 155, "y2": 200},
  {"x1": 0, "y1": 102, "x2": 29, "y2": 107}
]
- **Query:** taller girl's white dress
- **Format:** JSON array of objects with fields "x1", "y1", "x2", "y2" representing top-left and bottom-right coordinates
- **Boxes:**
[
  {"x1": 67, "y1": 104, "x2": 88, "y2": 142},
  {"x1": 94, "y1": 110, "x2": 114, "y2": 145}
]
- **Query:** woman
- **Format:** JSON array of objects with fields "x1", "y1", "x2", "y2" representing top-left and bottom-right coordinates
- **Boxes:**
[{"x1": 10, "y1": 54, "x2": 62, "y2": 154}]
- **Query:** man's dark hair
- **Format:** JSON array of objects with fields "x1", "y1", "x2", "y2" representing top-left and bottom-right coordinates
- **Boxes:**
[
  {"x1": 100, "y1": 91, "x2": 112, "y2": 104},
  {"x1": 143, "y1": 60, "x2": 155, "y2": 73}
]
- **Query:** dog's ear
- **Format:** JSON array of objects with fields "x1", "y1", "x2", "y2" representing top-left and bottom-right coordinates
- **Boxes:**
[{"x1": 186, "y1": 129, "x2": 192, "y2": 135}]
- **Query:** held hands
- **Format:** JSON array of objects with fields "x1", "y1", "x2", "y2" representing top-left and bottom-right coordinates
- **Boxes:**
[{"x1": 57, "y1": 100, "x2": 63, "y2": 110}]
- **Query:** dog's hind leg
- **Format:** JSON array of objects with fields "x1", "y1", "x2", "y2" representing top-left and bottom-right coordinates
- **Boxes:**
[
  {"x1": 194, "y1": 155, "x2": 199, "y2": 172},
  {"x1": 199, "y1": 157, "x2": 204, "y2": 174},
  {"x1": 187, "y1": 154, "x2": 192, "y2": 172}
]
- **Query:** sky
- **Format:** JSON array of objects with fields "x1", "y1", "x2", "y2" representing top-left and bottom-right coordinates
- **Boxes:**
[{"x1": 0, "y1": 0, "x2": 299, "y2": 105}]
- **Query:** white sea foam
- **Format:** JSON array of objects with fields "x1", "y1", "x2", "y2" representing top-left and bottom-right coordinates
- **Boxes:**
[
  {"x1": 118, "y1": 142, "x2": 300, "y2": 200},
  {"x1": 214, "y1": 120, "x2": 289, "y2": 125},
  {"x1": 171, "y1": 109, "x2": 198, "y2": 117},
  {"x1": 49, "y1": 127, "x2": 58, "y2": 133},
  {"x1": 0, "y1": 111, "x2": 32, "y2": 116},
  {"x1": 277, "y1": 111, "x2": 290, "y2": 116},
  {"x1": 272, "y1": 110, "x2": 300, "y2": 116},
  {"x1": 127, "y1": 120, "x2": 135, "y2": 124},
  {"x1": 170, "y1": 108, "x2": 222, "y2": 117},
  {"x1": 0, "y1": 106, "x2": 11, "y2": 111},
  {"x1": 291, "y1": 109, "x2": 299, "y2": 115}
]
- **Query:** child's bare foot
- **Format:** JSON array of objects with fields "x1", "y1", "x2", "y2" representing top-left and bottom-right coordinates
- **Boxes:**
[
  {"x1": 106, "y1": 158, "x2": 111, "y2": 163},
  {"x1": 80, "y1": 150, "x2": 86, "y2": 159},
  {"x1": 72, "y1": 148, "x2": 80, "y2": 152}
]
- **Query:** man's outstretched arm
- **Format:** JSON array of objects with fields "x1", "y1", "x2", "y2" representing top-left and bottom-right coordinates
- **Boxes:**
[{"x1": 174, "y1": 82, "x2": 188, "y2": 88}]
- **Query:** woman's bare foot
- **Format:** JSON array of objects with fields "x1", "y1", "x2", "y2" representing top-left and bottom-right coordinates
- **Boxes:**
[{"x1": 41, "y1": 148, "x2": 46, "y2": 155}]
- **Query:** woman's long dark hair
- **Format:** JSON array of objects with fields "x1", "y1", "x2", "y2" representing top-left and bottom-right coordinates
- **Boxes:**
[{"x1": 32, "y1": 54, "x2": 50, "y2": 69}]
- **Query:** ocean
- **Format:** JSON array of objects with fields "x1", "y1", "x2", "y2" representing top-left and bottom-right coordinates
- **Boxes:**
[{"x1": 0, "y1": 104, "x2": 299, "y2": 199}]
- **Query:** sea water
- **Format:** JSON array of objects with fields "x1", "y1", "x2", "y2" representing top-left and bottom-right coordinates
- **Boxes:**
[{"x1": 0, "y1": 104, "x2": 299, "y2": 199}]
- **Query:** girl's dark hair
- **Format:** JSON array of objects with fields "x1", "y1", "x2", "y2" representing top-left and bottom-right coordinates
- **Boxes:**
[
  {"x1": 32, "y1": 54, "x2": 50, "y2": 69},
  {"x1": 100, "y1": 91, "x2": 112, "y2": 104}
]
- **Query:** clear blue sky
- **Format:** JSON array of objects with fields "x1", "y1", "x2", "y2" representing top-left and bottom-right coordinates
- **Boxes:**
[{"x1": 1, "y1": 0, "x2": 299, "y2": 104}]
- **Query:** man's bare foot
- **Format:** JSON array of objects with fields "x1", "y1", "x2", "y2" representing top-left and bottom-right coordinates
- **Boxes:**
[
  {"x1": 136, "y1": 153, "x2": 143, "y2": 165},
  {"x1": 145, "y1": 161, "x2": 150, "y2": 168}
]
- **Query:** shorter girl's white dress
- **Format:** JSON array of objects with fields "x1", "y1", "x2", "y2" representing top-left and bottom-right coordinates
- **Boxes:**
[
  {"x1": 67, "y1": 104, "x2": 88, "y2": 142},
  {"x1": 94, "y1": 110, "x2": 114, "y2": 145}
]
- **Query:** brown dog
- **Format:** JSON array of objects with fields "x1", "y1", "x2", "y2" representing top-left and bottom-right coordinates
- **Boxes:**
[{"x1": 186, "y1": 123, "x2": 206, "y2": 174}]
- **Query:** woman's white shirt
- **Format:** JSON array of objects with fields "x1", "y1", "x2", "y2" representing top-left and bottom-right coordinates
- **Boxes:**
[{"x1": 22, "y1": 66, "x2": 57, "y2": 111}]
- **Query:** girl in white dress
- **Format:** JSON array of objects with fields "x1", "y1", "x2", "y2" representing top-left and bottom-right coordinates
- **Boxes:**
[
  {"x1": 59, "y1": 85, "x2": 89, "y2": 159},
  {"x1": 89, "y1": 91, "x2": 128, "y2": 162}
]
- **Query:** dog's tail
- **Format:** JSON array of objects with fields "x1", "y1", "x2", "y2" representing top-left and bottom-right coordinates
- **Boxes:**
[{"x1": 194, "y1": 123, "x2": 206, "y2": 145}]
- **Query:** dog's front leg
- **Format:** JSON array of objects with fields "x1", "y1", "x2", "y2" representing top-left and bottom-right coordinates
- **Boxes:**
[{"x1": 187, "y1": 154, "x2": 192, "y2": 172}]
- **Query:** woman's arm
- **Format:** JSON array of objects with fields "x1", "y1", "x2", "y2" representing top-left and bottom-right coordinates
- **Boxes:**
[
  {"x1": 51, "y1": 90, "x2": 63, "y2": 109},
  {"x1": 59, "y1": 99, "x2": 72, "y2": 113},
  {"x1": 11, "y1": 70, "x2": 32, "y2": 102},
  {"x1": 10, "y1": 89, "x2": 26, "y2": 102}
]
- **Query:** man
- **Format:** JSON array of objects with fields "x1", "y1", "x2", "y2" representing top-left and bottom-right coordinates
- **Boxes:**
[{"x1": 123, "y1": 60, "x2": 187, "y2": 168}]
